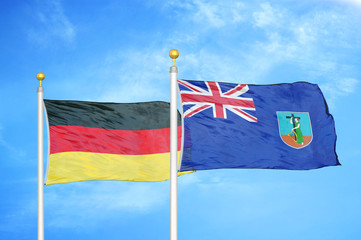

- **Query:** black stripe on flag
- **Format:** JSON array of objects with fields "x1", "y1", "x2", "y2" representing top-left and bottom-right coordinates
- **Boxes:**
[{"x1": 44, "y1": 100, "x2": 181, "y2": 131}]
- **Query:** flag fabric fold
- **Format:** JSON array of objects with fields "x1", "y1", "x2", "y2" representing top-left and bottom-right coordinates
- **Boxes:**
[
  {"x1": 44, "y1": 100, "x2": 188, "y2": 185},
  {"x1": 177, "y1": 79, "x2": 339, "y2": 172}
]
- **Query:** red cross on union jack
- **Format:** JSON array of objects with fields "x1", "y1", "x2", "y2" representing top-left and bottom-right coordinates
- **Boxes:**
[{"x1": 178, "y1": 79, "x2": 257, "y2": 122}]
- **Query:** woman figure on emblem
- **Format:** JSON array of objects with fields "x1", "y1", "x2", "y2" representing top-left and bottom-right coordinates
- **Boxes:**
[{"x1": 291, "y1": 117, "x2": 304, "y2": 145}]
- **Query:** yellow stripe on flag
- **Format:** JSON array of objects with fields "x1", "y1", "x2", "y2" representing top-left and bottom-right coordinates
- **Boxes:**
[{"x1": 46, "y1": 151, "x2": 193, "y2": 185}]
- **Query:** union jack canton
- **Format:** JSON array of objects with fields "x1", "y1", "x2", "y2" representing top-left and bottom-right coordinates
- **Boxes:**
[{"x1": 177, "y1": 79, "x2": 257, "y2": 122}]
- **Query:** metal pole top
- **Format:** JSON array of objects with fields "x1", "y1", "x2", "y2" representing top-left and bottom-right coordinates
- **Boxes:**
[
  {"x1": 36, "y1": 72, "x2": 45, "y2": 87},
  {"x1": 169, "y1": 49, "x2": 179, "y2": 66}
]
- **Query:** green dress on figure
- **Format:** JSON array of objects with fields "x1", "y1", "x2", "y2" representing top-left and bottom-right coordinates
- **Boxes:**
[{"x1": 294, "y1": 121, "x2": 304, "y2": 144}]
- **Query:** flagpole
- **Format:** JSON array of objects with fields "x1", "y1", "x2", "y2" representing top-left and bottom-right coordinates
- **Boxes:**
[
  {"x1": 37, "y1": 72, "x2": 45, "y2": 240},
  {"x1": 169, "y1": 49, "x2": 179, "y2": 240}
]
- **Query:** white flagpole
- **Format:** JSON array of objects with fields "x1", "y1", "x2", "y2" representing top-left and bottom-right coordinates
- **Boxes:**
[
  {"x1": 169, "y1": 49, "x2": 179, "y2": 240},
  {"x1": 37, "y1": 72, "x2": 45, "y2": 240}
]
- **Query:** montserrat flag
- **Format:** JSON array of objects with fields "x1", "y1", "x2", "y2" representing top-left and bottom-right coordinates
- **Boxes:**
[
  {"x1": 44, "y1": 100, "x2": 190, "y2": 185},
  {"x1": 177, "y1": 79, "x2": 340, "y2": 172}
]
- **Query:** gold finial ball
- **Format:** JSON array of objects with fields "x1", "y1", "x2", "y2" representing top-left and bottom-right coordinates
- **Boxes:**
[
  {"x1": 169, "y1": 49, "x2": 179, "y2": 60},
  {"x1": 36, "y1": 72, "x2": 45, "y2": 81}
]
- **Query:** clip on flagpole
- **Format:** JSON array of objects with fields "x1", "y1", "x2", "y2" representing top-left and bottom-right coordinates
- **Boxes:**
[
  {"x1": 37, "y1": 72, "x2": 45, "y2": 240},
  {"x1": 169, "y1": 49, "x2": 179, "y2": 240}
]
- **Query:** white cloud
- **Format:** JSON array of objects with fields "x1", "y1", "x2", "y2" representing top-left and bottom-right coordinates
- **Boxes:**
[
  {"x1": 322, "y1": 77, "x2": 358, "y2": 95},
  {"x1": 192, "y1": 0, "x2": 245, "y2": 27},
  {"x1": 0, "y1": 200, "x2": 36, "y2": 235},
  {"x1": 293, "y1": 26, "x2": 316, "y2": 45},
  {"x1": 44, "y1": 1, "x2": 360, "y2": 107},
  {"x1": 179, "y1": 50, "x2": 263, "y2": 84},
  {"x1": 339, "y1": 78, "x2": 358, "y2": 93},
  {"x1": 45, "y1": 181, "x2": 169, "y2": 228},
  {"x1": 246, "y1": 3, "x2": 361, "y2": 87},
  {"x1": 0, "y1": 126, "x2": 26, "y2": 158},
  {"x1": 27, "y1": 0, "x2": 75, "y2": 45},
  {"x1": 332, "y1": 0, "x2": 361, "y2": 7},
  {"x1": 165, "y1": 0, "x2": 246, "y2": 28},
  {"x1": 178, "y1": 172, "x2": 202, "y2": 186},
  {"x1": 253, "y1": 2, "x2": 283, "y2": 28},
  {"x1": 178, "y1": 171, "x2": 300, "y2": 225},
  {"x1": 2, "y1": 179, "x2": 164, "y2": 233},
  {"x1": 172, "y1": 2, "x2": 360, "y2": 109},
  {"x1": 320, "y1": 78, "x2": 359, "y2": 107},
  {"x1": 95, "y1": 48, "x2": 171, "y2": 103}
]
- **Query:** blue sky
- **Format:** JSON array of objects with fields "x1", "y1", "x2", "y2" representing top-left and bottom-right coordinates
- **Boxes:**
[{"x1": 1, "y1": 0, "x2": 361, "y2": 239}]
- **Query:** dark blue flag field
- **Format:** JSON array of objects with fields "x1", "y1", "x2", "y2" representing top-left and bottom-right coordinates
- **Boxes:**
[{"x1": 177, "y1": 79, "x2": 340, "y2": 172}]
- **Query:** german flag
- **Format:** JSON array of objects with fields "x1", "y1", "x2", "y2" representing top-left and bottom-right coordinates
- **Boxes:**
[{"x1": 44, "y1": 100, "x2": 189, "y2": 185}]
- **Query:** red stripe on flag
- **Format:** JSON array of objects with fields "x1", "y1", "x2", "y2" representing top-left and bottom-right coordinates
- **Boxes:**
[
  {"x1": 49, "y1": 125, "x2": 182, "y2": 155},
  {"x1": 185, "y1": 104, "x2": 212, "y2": 118},
  {"x1": 178, "y1": 80, "x2": 203, "y2": 93},
  {"x1": 223, "y1": 84, "x2": 247, "y2": 96}
]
